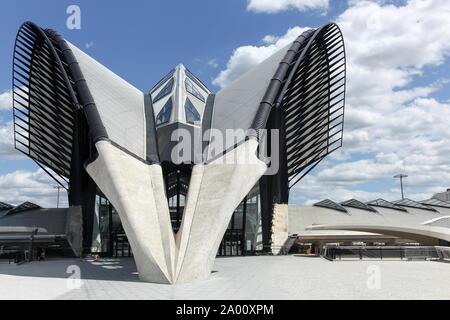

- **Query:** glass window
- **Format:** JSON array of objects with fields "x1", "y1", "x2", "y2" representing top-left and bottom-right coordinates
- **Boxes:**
[
  {"x1": 184, "y1": 98, "x2": 201, "y2": 124},
  {"x1": 156, "y1": 98, "x2": 173, "y2": 125},
  {"x1": 153, "y1": 78, "x2": 174, "y2": 103},
  {"x1": 185, "y1": 78, "x2": 205, "y2": 102}
]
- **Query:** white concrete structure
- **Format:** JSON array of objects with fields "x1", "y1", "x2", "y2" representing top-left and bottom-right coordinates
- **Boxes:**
[
  {"x1": 288, "y1": 199, "x2": 450, "y2": 246},
  {"x1": 73, "y1": 31, "x2": 293, "y2": 283},
  {"x1": 175, "y1": 139, "x2": 266, "y2": 282},
  {"x1": 86, "y1": 141, "x2": 177, "y2": 283},
  {"x1": 271, "y1": 204, "x2": 289, "y2": 255},
  {"x1": 87, "y1": 139, "x2": 267, "y2": 283},
  {"x1": 69, "y1": 43, "x2": 147, "y2": 159},
  {"x1": 10, "y1": 22, "x2": 348, "y2": 285}
]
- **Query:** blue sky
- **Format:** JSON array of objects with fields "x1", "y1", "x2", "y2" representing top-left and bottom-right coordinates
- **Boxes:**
[
  {"x1": 0, "y1": 0, "x2": 340, "y2": 93},
  {"x1": 0, "y1": 0, "x2": 340, "y2": 172},
  {"x1": 1, "y1": 0, "x2": 450, "y2": 207}
]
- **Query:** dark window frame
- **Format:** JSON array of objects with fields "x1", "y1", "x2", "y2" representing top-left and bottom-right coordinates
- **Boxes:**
[
  {"x1": 185, "y1": 78, "x2": 205, "y2": 102},
  {"x1": 156, "y1": 97, "x2": 173, "y2": 126},
  {"x1": 184, "y1": 97, "x2": 201, "y2": 125},
  {"x1": 153, "y1": 78, "x2": 174, "y2": 103}
]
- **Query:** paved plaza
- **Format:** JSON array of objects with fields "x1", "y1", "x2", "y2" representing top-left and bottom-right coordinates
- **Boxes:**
[{"x1": 0, "y1": 256, "x2": 449, "y2": 300}]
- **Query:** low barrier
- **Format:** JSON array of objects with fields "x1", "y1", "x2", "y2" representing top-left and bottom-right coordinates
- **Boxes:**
[
  {"x1": 435, "y1": 246, "x2": 450, "y2": 261},
  {"x1": 322, "y1": 246, "x2": 440, "y2": 261}
]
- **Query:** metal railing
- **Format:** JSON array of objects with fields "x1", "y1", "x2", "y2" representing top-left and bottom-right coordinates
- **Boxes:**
[
  {"x1": 322, "y1": 246, "x2": 440, "y2": 261},
  {"x1": 435, "y1": 246, "x2": 450, "y2": 261}
]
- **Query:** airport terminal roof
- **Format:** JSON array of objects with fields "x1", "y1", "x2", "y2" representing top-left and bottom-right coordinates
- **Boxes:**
[
  {"x1": 290, "y1": 197, "x2": 450, "y2": 243},
  {"x1": 311, "y1": 197, "x2": 450, "y2": 216}
]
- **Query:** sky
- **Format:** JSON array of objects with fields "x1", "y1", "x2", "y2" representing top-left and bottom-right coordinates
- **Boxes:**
[{"x1": 0, "y1": 0, "x2": 449, "y2": 207}]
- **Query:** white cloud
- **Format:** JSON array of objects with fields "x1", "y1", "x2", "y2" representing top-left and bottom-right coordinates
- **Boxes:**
[
  {"x1": 0, "y1": 121, "x2": 23, "y2": 160},
  {"x1": 0, "y1": 169, "x2": 68, "y2": 207},
  {"x1": 207, "y1": 58, "x2": 219, "y2": 69},
  {"x1": 216, "y1": 0, "x2": 450, "y2": 203},
  {"x1": 0, "y1": 121, "x2": 14, "y2": 155},
  {"x1": 0, "y1": 89, "x2": 12, "y2": 111},
  {"x1": 0, "y1": 87, "x2": 29, "y2": 159},
  {"x1": 247, "y1": 0, "x2": 329, "y2": 14},
  {"x1": 261, "y1": 35, "x2": 279, "y2": 45},
  {"x1": 213, "y1": 27, "x2": 310, "y2": 88},
  {"x1": 0, "y1": 90, "x2": 65, "y2": 207}
]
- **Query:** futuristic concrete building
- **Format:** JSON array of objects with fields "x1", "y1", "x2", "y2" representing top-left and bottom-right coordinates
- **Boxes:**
[
  {"x1": 289, "y1": 198, "x2": 450, "y2": 251},
  {"x1": 11, "y1": 21, "x2": 346, "y2": 283}
]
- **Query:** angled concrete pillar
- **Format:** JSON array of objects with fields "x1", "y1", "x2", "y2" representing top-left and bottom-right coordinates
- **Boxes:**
[
  {"x1": 175, "y1": 139, "x2": 267, "y2": 283},
  {"x1": 86, "y1": 139, "x2": 267, "y2": 284},
  {"x1": 86, "y1": 141, "x2": 176, "y2": 284}
]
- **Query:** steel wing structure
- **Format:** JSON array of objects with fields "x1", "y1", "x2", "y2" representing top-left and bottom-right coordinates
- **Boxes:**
[{"x1": 12, "y1": 21, "x2": 346, "y2": 283}]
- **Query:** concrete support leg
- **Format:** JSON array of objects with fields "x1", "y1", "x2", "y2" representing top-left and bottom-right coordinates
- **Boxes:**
[
  {"x1": 175, "y1": 139, "x2": 267, "y2": 283},
  {"x1": 86, "y1": 141, "x2": 176, "y2": 284},
  {"x1": 86, "y1": 139, "x2": 267, "y2": 284}
]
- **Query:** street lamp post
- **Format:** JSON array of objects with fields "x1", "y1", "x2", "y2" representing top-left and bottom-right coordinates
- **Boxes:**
[
  {"x1": 53, "y1": 185, "x2": 61, "y2": 208},
  {"x1": 393, "y1": 174, "x2": 408, "y2": 200}
]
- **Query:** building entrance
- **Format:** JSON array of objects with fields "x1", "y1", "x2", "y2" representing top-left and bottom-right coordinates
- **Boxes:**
[{"x1": 91, "y1": 186, "x2": 263, "y2": 257}]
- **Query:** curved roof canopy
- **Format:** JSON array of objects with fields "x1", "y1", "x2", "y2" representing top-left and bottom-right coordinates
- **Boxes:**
[{"x1": 11, "y1": 21, "x2": 346, "y2": 194}]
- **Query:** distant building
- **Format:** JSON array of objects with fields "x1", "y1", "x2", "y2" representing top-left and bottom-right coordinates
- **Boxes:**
[
  {"x1": 0, "y1": 202, "x2": 82, "y2": 259},
  {"x1": 281, "y1": 198, "x2": 450, "y2": 255},
  {"x1": 433, "y1": 189, "x2": 450, "y2": 202}
]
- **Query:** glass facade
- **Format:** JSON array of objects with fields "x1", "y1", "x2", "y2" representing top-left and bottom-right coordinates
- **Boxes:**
[
  {"x1": 218, "y1": 190, "x2": 263, "y2": 256},
  {"x1": 153, "y1": 78, "x2": 174, "y2": 103},
  {"x1": 90, "y1": 186, "x2": 263, "y2": 257},
  {"x1": 156, "y1": 98, "x2": 173, "y2": 125},
  {"x1": 91, "y1": 193, "x2": 126, "y2": 256},
  {"x1": 185, "y1": 78, "x2": 205, "y2": 102},
  {"x1": 184, "y1": 98, "x2": 201, "y2": 125}
]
